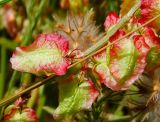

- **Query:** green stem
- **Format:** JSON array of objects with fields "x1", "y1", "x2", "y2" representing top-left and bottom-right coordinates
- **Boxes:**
[
  {"x1": 107, "y1": 115, "x2": 131, "y2": 122},
  {"x1": 7, "y1": 0, "x2": 46, "y2": 92},
  {"x1": 21, "y1": 0, "x2": 46, "y2": 46},
  {"x1": 27, "y1": 88, "x2": 38, "y2": 108},
  {"x1": 0, "y1": 38, "x2": 18, "y2": 50},
  {"x1": 83, "y1": 0, "x2": 140, "y2": 56},
  {"x1": 37, "y1": 86, "x2": 46, "y2": 120},
  {"x1": 26, "y1": 0, "x2": 36, "y2": 21},
  {"x1": 0, "y1": 47, "x2": 7, "y2": 119},
  {"x1": 7, "y1": 71, "x2": 20, "y2": 91},
  {"x1": 114, "y1": 95, "x2": 127, "y2": 115},
  {"x1": 0, "y1": 47, "x2": 7, "y2": 99},
  {"x1": 0, "y1": 74, "x2": 56, "y2": 107},
  {"x1": 20, "y1": 72, "x2": 32, "y2": 86}
]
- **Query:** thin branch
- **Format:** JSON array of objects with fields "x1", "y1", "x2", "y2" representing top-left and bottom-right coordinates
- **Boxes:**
[{"x1": 83, "y1": 0, "x2": 141, "y2": 56}]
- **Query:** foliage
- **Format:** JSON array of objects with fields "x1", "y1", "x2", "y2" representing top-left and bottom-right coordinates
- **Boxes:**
[{"x1": 0, "y1": 0, "x2": 160, "y2": 122}]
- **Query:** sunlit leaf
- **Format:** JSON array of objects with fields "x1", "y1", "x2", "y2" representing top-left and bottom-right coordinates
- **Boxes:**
[
  {"x1": 94, "y1": 30, "x2": 150, "y2": 90},
  {"x1": 10, "y1": 33, "x2": 70, "y2": 76}
]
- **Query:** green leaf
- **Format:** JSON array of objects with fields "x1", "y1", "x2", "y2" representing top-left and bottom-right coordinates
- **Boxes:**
[
  {"x1": 43, "y1": 106, "x2": 55, "y2": 115},
  {"x1": 147, "y1": 47, "x2": 160, "y2": 69},
  {"x1": 53, "y1": 77, "x2": 99, "y2": 117},
  {"x1": 113, "y1": 39, "x2": 137, "y2": 83},
  {"x1": 10, "y1": 33, "x2": 70, "y2": 76},
  {"x1": 0, "y1": 0, "x2": 11, "y2": 5},
  {"x1": 95, "y1": 38, "x2": 138, "y2": 90}
]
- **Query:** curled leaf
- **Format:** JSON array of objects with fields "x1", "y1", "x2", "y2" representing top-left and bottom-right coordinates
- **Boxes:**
[
  {"x1": 94, "y1": 30, "x2": 150, "y2": 90},
  {"x1": 104, "y1": 12, "x2": 120, "y2": 31},
  {"x1": 140, "y1": 0, "x2": 160, "y2": 30},
  {"x1": 143, "y1": 28, "x2": 160, "y2": 47},
  {"x1": 10, "y1": 33, "x2": 70, "y2": 76},
  {"x1": 95, "y1": 39, "x2": 137, "y2": 90}
]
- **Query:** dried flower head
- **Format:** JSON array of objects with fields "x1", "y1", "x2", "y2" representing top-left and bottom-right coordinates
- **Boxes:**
[{"x1": 54, "y1": 9, "x2": 103, "y2": 51}]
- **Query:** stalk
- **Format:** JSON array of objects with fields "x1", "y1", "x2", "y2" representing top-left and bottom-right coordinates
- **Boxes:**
[
  {"x1": 83, "y1": 0, "x2": 140, "y2": 56},
  {"x1": 0, "y1": 75, "x2": 56, "y2": 107},
  {"x1": 37, "y1": 86, "x2": 46, "y2": 120},
  {"x1": 0, "y1": 47, "x2": 7, "y2": 99},
  {"x1": 0, "y1": 38, "x2": 18, "y2": 50},
  {"x1": 7, "y1": 0, "x2": 46, "y2": 91},
  {"x1": 0, "y1": 47, "x2": 7, "y2": 119}
]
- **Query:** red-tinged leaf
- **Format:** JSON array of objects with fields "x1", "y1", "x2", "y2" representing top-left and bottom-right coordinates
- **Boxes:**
[
  {"x1": 143, "y1": 28, "x2": 160, "y2": 47},
  {"x1": 96, "y1": 39, "x2": 137, "y2": 90},
  {"x1": 140, "y1": 0, "x2": 160, "y2": 30},
  {"x1": 125, "y1": 17, "x2": 144, "y2": 33},
  {"x1": 146, "y1": 47, "x2": 160, "y2": 71},
  {"x1": 22, "y1": 108, "x2": 39, "y2": 122},
  {"x1": 109, "y1": 29, "x2": 126, "y2": 57},
  {"x1": 2, "y1": 98, "x2": 39, "y2": 122},
  {"x1": 133, "y1": 35, "x2": 150, "y2": 55},
  {"x1": 10, "y1": 33, "x2": 70, "y2": 76},
  {"x1": 53, "y1": 77, "x2": 99, "y2": 117},
  {"x1": 2, "y1": 107, "x2": 39, "y2": 122},
  {"x1": 104, "y1": 12, "x2": 120, "y2": 31},
  {"x1": 94, "y1": 30, "x2": 150, "y2": 90}
]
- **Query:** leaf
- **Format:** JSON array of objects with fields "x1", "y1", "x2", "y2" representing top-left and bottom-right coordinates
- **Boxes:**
[
  {"x1": 110, "y1": 39, "x2": 137, "y2": 83},
  {"x1": 43, "y1": 106, "x2": 55, "y2": 115},
  {"x1": 2, "y1": 107, "x2": 39, "y2": 122},
  {"x1": 140, "y1": 0, "x2": 160, "y2": 30},
  {"x1": 94, "y1": 30, "x2": 150, "y2": 90},
  {"x1": 146, "y1": 47, "x2": 160, "y2": 70},
  {"x1": 10, "y1": 33, "x2": 70, "y2": 76},
  {"x1": 143, "y1": 28, "x2": 160, "y2": 47},
  {"x1": 53, "y1": 77, "x2": 99, "y2": 117},
  {"x1": 95, "y1": 38, "x2": 137, "y2": 90},
  {"x1": 104, "y1": 12, "x2": 120, "y2": 32},
  {"x1": 0, "y1": 0, "x2": 11, "y2": 5}
]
